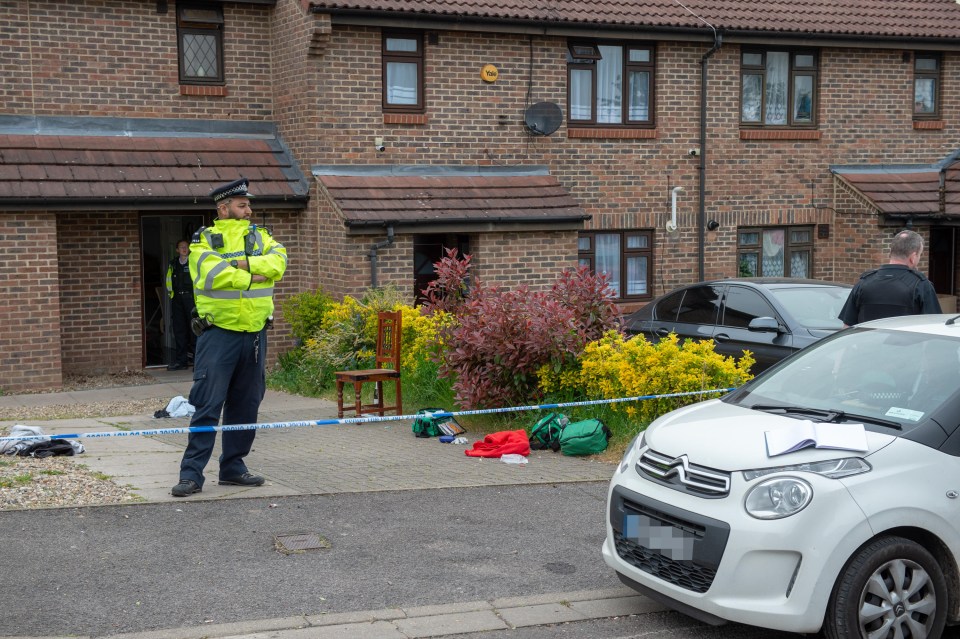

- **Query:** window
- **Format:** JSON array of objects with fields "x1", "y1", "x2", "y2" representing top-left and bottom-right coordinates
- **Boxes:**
[
  {"x1": 383, "y1": 32, "x2": 424, "y2": 113},
  {"x1": 567, "y1": 41, "x2": 655, "y2": 127},
  {"x1": 721, "y1": 287, "x2": 778, "y2": 328},
  {"x1": 738, "y1": 226, "x2": 814, "y2": 277},
  {"x1": 177, "y1": 5, "x2": 224, "y2": 84},
  {"x1": 741, "y1": 49, "x2": 818, "y2": 127},
  {"x1": 914, "y1": 53, "x2": 941, "y2": 119},
  {"x1": 578, "y1": 231, "x2": 653, "y2": 300}
]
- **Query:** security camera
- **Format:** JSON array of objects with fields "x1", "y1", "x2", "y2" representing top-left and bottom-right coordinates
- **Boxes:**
[
  {"x1": 688, "y1": 147, "x2": 701, "y2": 157},
  {"x1": 375, "y1": 144, "x2": 385, "y2": 153},
  {"x1": 374, "y1": 136, "x2": 385, "y2": 153}
]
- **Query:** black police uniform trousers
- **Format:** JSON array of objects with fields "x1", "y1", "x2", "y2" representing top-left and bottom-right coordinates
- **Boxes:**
[
  {"x1": 179, "y1": 325, "x2": 266, "y2": 487},
  {"x1": 170, "y1": 291, "x2": 196, "y2": 367}
]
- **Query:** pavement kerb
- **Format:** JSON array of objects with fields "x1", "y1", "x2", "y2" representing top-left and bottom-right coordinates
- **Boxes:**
[{"x1": 82, "y1": 587, "x2": 665, "y2": 639}]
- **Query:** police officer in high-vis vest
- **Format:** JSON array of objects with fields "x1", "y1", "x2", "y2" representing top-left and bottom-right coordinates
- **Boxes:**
[
  {"x1": 165, "y1": 239, "x2": 195, "y2": 371},
  {"x1": 838, "y1": 228, "x2": 942, "y2": 327},
  {"x1": 171, "y1": 177, "x2": 287, "y2": 498}
]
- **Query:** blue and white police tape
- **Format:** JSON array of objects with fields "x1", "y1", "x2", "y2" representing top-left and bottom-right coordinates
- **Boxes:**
[{"x1": 0, "y1": 387, "x2": 735, "y2": 442}]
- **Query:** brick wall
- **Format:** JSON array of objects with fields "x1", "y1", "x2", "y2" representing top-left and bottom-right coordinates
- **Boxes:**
[
  {"x1": 0, "y1": 213, "x2": 62, "y2": 392},
  {"x1": 0, "y1": 1, "x2": 274, "y2": 119}
]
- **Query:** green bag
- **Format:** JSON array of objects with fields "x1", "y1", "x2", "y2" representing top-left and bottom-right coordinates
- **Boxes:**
[
  {"x1": 528, "y1": 413, "x2": 568, "y2": 452},
  {"x1": 558, "y1": 418, "x2": 611, "y2": 456},
  {"x1": 412, "y1": 408, "x2": 464, "y2": 438}
]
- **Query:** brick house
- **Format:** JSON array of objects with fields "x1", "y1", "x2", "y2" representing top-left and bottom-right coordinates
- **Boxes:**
[{"x1": 1, "y1": 0, "x2": 960, "y2": 393}]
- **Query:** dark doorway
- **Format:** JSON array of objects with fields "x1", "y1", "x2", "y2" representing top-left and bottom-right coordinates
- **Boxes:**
[
  {"x1": 140, "y1": 214, "x2": 206, "y2": 367},
  {"x1": 413, "y1": 233, "x2": 470, "y2": 303},
  {"x1": 929, "y1": 226, "x2": 955, "y2": 296}
]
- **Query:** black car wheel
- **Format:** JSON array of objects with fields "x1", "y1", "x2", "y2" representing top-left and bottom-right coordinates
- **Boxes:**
[{"x1": 824, "y1": 536, "x2": 946, "y2": 639}]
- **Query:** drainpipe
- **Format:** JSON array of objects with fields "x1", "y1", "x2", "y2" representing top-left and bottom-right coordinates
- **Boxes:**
[
  {"x1": 369, "y1": 225, "x2": 395, "y2": 288},
  {"x1": 698, "y1": 30, "x2": 721, "y2": 282}
]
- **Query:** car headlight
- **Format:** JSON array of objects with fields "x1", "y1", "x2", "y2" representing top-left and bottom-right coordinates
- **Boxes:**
[
  {"x1": 618, "y1": 432, "x2": 645, "y2": 474},
  {"x1": 745, "y1": 477, "x2": 812, "y2": 519},
  {"x1": 742, "y1": 458, "x2": 871, "y2": 481}
]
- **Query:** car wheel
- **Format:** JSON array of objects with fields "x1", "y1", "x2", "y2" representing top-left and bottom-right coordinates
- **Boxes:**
[{"x1": 824, "y1": 536, "x2": 946, "y2": 639}]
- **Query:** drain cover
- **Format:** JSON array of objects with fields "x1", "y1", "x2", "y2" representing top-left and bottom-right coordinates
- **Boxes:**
[{"x1": 274, "y1": 533, "x2": 331, "y2": 555}]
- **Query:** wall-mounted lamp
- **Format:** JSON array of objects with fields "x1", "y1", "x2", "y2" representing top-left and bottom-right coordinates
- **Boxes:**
[
  {"x1": 666, "y1": 186, "x2": 683, "y2": 232},
  {"x1": 706, "y1": 219, "x2": 720, "y2": 231}
]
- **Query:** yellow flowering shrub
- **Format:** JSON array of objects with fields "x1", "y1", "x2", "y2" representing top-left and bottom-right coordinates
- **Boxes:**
[{"x1": 538, "y1": 331, "x2": 754, "y2": 425}]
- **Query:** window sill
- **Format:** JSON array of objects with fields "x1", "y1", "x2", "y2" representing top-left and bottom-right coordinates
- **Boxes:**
[
  {"x1": 567, "y1": 128, "x2": 657, "y2": 139},
  {"x1": 180, "y1": 84, "x2": 228, "y2": 97},
  {"x1": 384, "y1": 113, "x2": 428, "y2": 125},
  {"x1": 740, "y1": 129, "x2": 820, "y2": 140},
  {"x1": 914, "y1": 120, "x2": 944, "y2": 130}
]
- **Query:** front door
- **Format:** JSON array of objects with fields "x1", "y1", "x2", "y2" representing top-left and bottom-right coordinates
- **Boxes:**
[
  {"x1": 140, "y1": 214, "x2": 206, "y2": 367},
  {"x1": 929, "y1": 226, "x2": 955, "y2": 297}
]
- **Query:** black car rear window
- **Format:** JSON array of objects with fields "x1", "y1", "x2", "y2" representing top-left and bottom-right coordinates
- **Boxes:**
[{"x1": 669, "y1": 286, "x2": 722, "y2": 324}]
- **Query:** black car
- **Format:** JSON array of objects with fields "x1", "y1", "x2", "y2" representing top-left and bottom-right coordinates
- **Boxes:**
[{"x1": 623, "y1": 278, "x2": 852, "y2": 372}]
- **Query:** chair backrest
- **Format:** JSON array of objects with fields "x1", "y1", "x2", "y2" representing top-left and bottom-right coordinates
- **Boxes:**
[{"x1": 375, "y1": 310, "x2": 402, "y2": 370}]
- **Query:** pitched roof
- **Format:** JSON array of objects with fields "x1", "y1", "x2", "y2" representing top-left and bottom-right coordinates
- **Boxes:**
[
  {"x1": 832, "y1": 151, "x2": 960, "y2": 218},
  {"x1": 309, "y1": 0, "x2": 960, "y2": 40},
  {"x1": 313, "y1": 165, "x2": 589, "y2": 229},
  {"x1": 0, "y1": 116, "x2": 309, "y2": 210}
]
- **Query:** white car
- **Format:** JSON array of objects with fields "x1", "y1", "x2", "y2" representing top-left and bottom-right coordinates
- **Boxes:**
[{"x1": 604, "y1": 314, "x2": 960, "y2": 639}]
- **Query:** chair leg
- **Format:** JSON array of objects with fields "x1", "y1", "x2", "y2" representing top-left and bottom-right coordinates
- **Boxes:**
[
  {"x1": 336, "y1": 380, "x2": 344, "y2": 419},
  {"x1": 375, "y1": 381, "x2": 385, "y2": 416},
  {"x1": 353, "y1": 382, "x2": 363, "y2": 417}
]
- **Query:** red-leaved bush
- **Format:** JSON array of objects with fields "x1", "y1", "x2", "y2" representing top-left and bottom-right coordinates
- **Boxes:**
[{"x1": 421, "y1": 249, "x2": 621, "y2": 409}]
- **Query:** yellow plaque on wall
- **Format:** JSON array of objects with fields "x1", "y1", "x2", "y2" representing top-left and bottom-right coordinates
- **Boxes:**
[{"x1": 481, "y1": 64, "x2": 499, "y2": 83}]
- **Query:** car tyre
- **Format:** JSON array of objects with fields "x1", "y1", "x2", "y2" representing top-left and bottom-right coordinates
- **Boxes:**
[{"x1": 824, "y1": 535, "x2": 946, "y2": 639}]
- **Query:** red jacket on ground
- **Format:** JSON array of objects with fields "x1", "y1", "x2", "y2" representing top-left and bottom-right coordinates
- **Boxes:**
[{"x1": 464, "y1": 429, "x2": 531, "y2": 458}]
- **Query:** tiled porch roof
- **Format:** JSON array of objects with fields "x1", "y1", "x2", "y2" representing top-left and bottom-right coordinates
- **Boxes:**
[
  {"x1": 832, "y1": 150, "x2": 960, "y2": 218},
  {"x1": 313, "y1": 165, "x2": 589, "y2": 229},
  {"x1": 0, "y1": 116, "x2": 309, "y2": 210},
  {"x1": 309, "y1": 0, "x2": 960, "y2": 40}
]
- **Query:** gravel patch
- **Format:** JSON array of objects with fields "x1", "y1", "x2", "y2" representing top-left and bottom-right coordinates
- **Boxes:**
[{"x1": 1, "y1": 372, "x2": 170, "y2": 511}]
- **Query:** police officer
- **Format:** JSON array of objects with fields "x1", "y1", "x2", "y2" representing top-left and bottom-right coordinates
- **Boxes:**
[
  {"x1": 171, "y1": 177, "x2": 287, "y2": 497},
  {"x1": 838, "y1": 229, "x2": 942, "y2": 326},
  {"x1": 164, "y1": 239, "x2": 195, "y2": 371}
]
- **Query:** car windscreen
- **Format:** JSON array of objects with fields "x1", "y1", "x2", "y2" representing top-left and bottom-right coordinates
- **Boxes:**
[
  {"x1": 726, "y1": 327, "x2": 960, "y2": 429},
  {"x1": 767, "y1": 286, "x2": 849, "y2": 330}
]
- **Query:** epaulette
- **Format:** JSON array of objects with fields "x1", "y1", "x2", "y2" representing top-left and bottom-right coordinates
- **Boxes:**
[{"x1": 191, "y1": 227, "x2": 207, "y2": 243}]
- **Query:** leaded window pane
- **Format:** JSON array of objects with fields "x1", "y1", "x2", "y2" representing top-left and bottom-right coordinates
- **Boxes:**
[
  {"x1": 739, "y1": 254, "x2": 758, "y2": 277},
  {"x1": 790, "y1": 250, "x2": 810, "y2": 278},
  {"x1": 183, "y1": 33, "x2": 218, "y2": 78},
  {"x1": 762, "y1": 229, "x2": 786, "y2": 276}
]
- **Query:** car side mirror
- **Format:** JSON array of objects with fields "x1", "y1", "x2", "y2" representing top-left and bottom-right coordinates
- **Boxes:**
[{"x1": 748, "y1": 317, "x2": 782, "y2": 333}]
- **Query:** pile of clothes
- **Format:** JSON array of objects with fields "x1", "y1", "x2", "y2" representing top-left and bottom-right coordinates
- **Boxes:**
[{"x1": 0, "y1": 425, "x2": 85, "y2": 458}]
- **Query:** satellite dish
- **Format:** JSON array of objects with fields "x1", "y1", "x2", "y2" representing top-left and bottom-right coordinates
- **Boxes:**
[{"x1": 524, "y1": 102, "x2": 563, "y2": 136}]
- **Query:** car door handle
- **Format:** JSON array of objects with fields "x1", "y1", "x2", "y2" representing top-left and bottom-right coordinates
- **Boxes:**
[
  {"x1": 714, "y1": 333, "x2": 730, "y2": 343},
  {"x1": 655, "y1": 328, "x2": 670, "y2": 337}
]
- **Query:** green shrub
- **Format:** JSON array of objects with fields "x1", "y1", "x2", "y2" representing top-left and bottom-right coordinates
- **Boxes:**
[
  {"x1": 281, "y1": 289, "x2": 333, "y2": 344},
  {"x1": 538, "y1": 331, "x2": 754, "y2": 443}
]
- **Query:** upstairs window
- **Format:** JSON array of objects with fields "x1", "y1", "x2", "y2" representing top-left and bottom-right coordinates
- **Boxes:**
[
  {"x1": 177, "y1": 4, "x2": 224, "y2": 84},
  {"x1": 578, "y1": 230, "x2": 653, "y2": 300},
  {"x1": 567, "y1": 42, "x2": 655, "y2": 127},
  {"x1": 383, "y1": 33, "x2": 424, "y2": 113},
  {"x1": 914, "y1": 53, "x2": 941, "y2": 119},
  {"x1": 741, "y1": 49, "x2": 818, "y2": 127}
]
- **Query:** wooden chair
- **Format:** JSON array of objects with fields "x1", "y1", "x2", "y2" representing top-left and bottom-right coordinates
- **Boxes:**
[{"x1": 335, "y1": 310, "x2": 403, "y2": 418}]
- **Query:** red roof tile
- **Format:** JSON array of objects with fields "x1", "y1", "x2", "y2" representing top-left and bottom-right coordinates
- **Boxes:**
[
  {"x1": 315, "y1": 167, "x2": 589, "y2": 228},
  {"x1": 310, "y1": 0, "x2": 960, "y2": 40},
  {"x1": 0, "y1": 116, "x2": 309, "y2": 210},
  {"x1": 833, "y1": 156, "x2": 960, "y2": 218}
]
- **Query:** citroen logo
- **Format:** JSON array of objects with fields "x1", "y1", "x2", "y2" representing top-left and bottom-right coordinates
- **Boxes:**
[{"x1": 661, "y1": 455, "x2": 693, "y2": 481}]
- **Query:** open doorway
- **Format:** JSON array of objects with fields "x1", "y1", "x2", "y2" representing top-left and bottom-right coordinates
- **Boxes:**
[
  {"x1": 140, "y1": 214, "x2": 206, "y2": 367},
  {"x1": 413, "y1": 233, "x2": 470, "y2": 303}
]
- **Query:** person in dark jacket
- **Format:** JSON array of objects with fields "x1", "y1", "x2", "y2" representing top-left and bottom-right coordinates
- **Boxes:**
[
  {"x1": 165, "y1": 239, "x2": 195, "y2": 370},
  {"x1": 838, "y1": 229, "x2": 942, "y2": 326}
]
